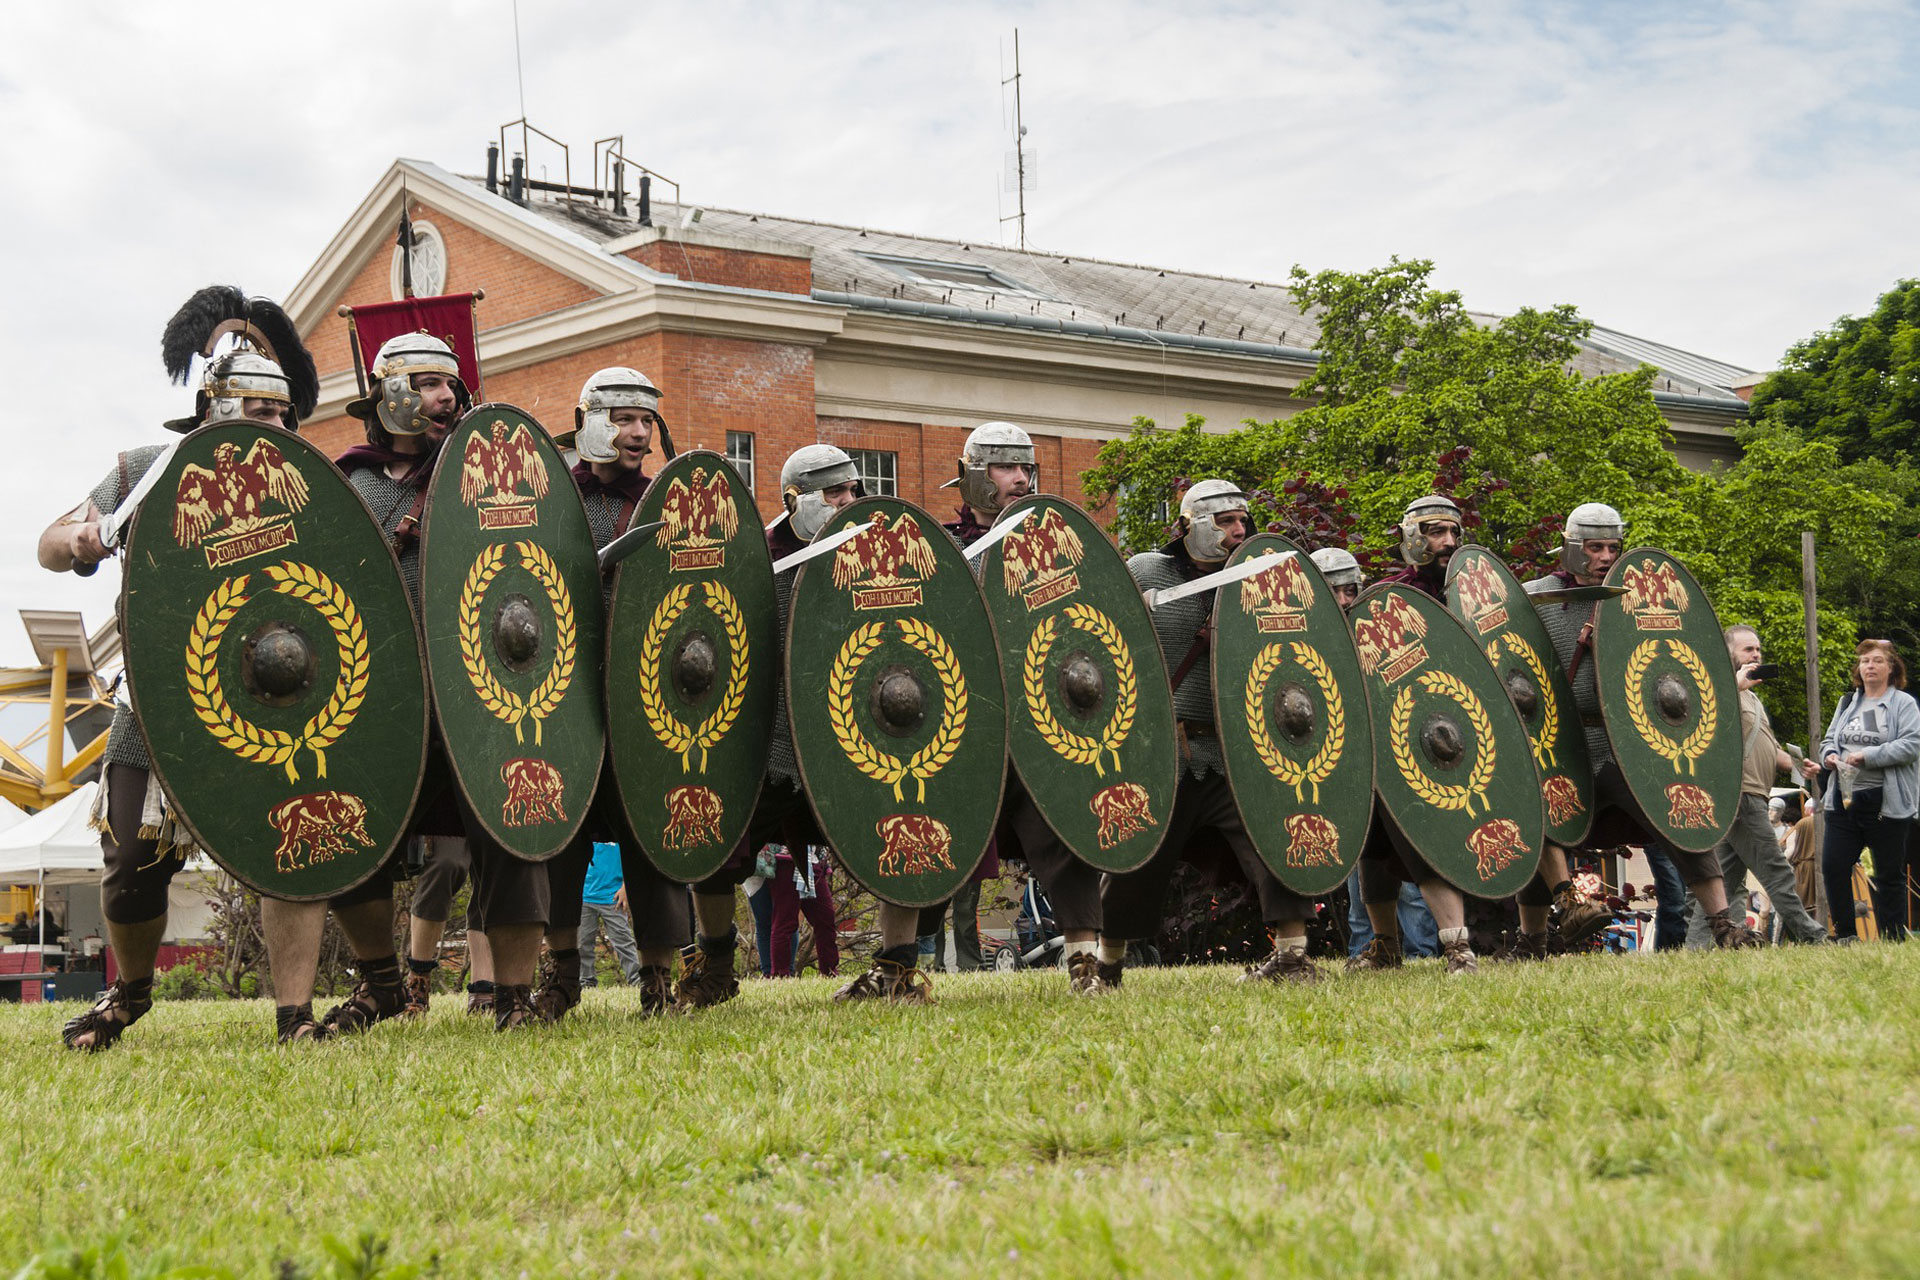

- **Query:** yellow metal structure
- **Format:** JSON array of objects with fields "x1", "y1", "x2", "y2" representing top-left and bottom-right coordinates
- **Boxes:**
[{"x1": 0, "y1": 614, "x2": 117, "y2": 812}]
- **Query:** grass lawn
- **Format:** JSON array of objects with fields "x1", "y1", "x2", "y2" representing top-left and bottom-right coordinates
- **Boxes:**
[{"x1": 4, "y1": 946, "x2": 1918, "y2": 1278}]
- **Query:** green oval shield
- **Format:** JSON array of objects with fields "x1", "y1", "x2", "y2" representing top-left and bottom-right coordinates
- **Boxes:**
[
  {"x1": 420, "y1": 405, "x2": 604, "y2": 860},
  {"x1": 606, "y1": 451, "x2": 778, "y2": 880},
  {"x1": 977, "y1": 495, "x2": 1175, "y2": 874},
  {"x1": 123, "y1": 422, "x2": 429, "y2": 900},
  {"x1": 788, "y1": 497, "x2": 1007, "y2": 907},
  {"x1": 1214, "y1": 535, "x2": 1376, "y2": 895},
  {"x1": 1355, "y1": 581, "x2": 1543, "y2": 898},
  {"x1": 1446, "y1": 545, "x2": 1595, "y2": 848},
  {"x1": 1593, "y1": 548, "x2": 1741, "y2": 853}
]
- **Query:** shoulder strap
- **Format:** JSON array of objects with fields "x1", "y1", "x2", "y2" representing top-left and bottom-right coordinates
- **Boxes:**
[
  {"x1": 116, "y1": 452, "x2": 130, "y2": 506},
  {"x1": 1167, "y1": 626, "x2": 1212, "y2": 697},
  {"x1": 392, "y1": 483, "x2": 430, "y2": 553}
]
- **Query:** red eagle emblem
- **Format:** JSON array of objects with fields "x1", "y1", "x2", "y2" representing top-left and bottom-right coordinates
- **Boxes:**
[
  {"x1": 1000, "y1": 508, "x2": 1087, "y2": 595},
  {"x1": 1239, "y1": 551, "x2": 1315, "y2": 615},
  {"x1": 1453, "y1": 556, "x2": 1507, "y2": 619},
  {"x1": 831, "y1": 513, "x2": 940, "y2": 590},
  {"x1": 1352, "y1": 594, "x2": 1429, "y2": 676},
  {"x1": 460, "y1": 422, "x2": 551, "y2": 507},
  {"x1": 1621, "y1": 562, "x2": 1691, "y2": 616},
  {"x1": 172, "y1": 439, "x2": 311, "y2": 548},
  {"x1": 654, "y1": 468, "x2": 740, "y2": 548}
]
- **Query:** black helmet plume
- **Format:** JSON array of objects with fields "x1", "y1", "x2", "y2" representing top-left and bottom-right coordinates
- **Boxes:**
[{"x1": 161, "y1": 284, "x2": 320, "y2": 418}]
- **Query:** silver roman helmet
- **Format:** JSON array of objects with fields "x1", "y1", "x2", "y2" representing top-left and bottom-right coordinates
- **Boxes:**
[
  {"x1": 573, "y1": 366, "x2": 664, "y2": 464},
  {"x1": 347, "y1": 332, "x2": 470, "y2": 437},
  {"x1": 945, "y1": 420, "x2": 1037, "y2": 515},
  {"x1": 160, "y1": 285, "x2": 318, "y2": 433},
  {"x1": 1178, "y1": 479, "x2": 1250, "y2": 562},
  {"x1": 780, "y1": 443, "x2": 863, "y2": 541},
  {"x1": 1562, "y1": 501, "x2": 1625, "y2": 576},
  {"x1": 1309, "y1": 546, "x2": 1364, "y2": 588},
  {"x1": 1397, "y1": 494, "x2": 1464, "y2": 566}
]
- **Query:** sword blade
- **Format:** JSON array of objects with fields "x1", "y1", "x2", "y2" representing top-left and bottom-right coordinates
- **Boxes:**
[
  {"x1": 771, "y1": 520, "x2": 871, "y2": 575},
  {"x1": 1524, "y1": 584, "x2": 1627, "y2": 605},
  {"x1": 97, "y1": 440, "x2": 180, "y2": 550},
  {"x1": 1143, "y1": 550, "x2": 1297, "y2": 610},
  {"x1": 962, "y1": 511, "x2": 1029, "y2": 561},
  {"x1": 596, "y1": 520, "x2": 668, "y2": 570}
]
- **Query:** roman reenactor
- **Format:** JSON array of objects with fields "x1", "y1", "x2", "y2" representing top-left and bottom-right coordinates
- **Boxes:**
[
  {"x1": 39, "y1": 286, "x2": 323, "y2": 1047},
  {"x1": 1099, "y1": 481, "x2": 1323, "y2": 986}
]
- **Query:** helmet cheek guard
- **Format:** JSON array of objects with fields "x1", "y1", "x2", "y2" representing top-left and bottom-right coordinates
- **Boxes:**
[{"x1": 1178, "y1": 480, "x2": 1250, "y2": 562}]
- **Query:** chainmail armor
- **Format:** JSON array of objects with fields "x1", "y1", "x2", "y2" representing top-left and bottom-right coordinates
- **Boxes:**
[
  {"x1": 346, "y1": 465, "x2": 427, "y2": 605},
  {"x1": 1128, "y1": 549, "x2": 1224, "y2": 780},
  {"x1": 1525, "y1": 572, "x2": 1612, "y2": 769},
  {"x1": 91, "y1": 444, "x2": 170, "y2": 771}
]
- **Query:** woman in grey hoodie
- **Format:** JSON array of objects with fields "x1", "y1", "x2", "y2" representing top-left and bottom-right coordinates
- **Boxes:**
[{"x1": 1808, "y1": 640, "x2": 1920, "y2": 941}]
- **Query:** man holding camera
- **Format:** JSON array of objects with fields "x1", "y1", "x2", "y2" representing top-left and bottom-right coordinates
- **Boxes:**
[{"x1": 1683, "y1": 625, "x2": 1827, "y2": 946}]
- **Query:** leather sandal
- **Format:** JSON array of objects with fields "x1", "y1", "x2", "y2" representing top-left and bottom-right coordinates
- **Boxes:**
[{"x1": 62, "y1": 978, "x2": 154, "y2": 1052}]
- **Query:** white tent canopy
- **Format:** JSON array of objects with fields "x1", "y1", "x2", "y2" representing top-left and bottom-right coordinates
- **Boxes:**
[
  {"x1": 0, "y1": 783, "x2": 102, "y2": 885},
  {"x1": 0, "y1": 796, "x2": 27, "y2": 834}
]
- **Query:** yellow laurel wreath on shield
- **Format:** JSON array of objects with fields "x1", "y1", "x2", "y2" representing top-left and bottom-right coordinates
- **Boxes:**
[
  {"x1": 1624, "y1": 639, "x2": 1719, "y2": 774},
  {"x1": 1245, "y1": 642, "x2": 1346, "y2": 804},
  {"x1": 636, "y1": 581, "x2": 751, "y2": 772},
  {"x1": 456, "y1": 541, "x2": 576, "y2": 745},
  {"x1": 828, "y1": 617, "x2": 969, "y2": 802},
  {"x1": 1499, "y1": 632, "x2": 1560, "y2": 771},
  {"x1": 184, "y1": 561, "x2": 370, "y2": 783},
  {"x1": 1020, "y1": 603, "x2": 1137, "y2": 776},
  {"x1": 1388, "y1": 670, "x2": 1496, "y2": 817}
]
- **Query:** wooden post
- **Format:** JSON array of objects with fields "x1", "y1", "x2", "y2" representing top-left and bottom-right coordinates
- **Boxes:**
[{"x1": 1802, "y1": 531, "x2": 1827, "y2": 929}]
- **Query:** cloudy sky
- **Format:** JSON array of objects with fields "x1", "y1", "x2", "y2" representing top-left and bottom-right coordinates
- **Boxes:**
[{"x1": 1, "y1": 0, "x2": 1915, "y2": 663}]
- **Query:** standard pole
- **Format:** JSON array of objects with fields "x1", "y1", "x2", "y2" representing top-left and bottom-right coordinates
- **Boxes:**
[
  {"x1": 45, "y1": 648, "x2": 67, "y2": 803},
  {"x1": 1802, "y1": 531, "x2": 1827, "y2": 929}
]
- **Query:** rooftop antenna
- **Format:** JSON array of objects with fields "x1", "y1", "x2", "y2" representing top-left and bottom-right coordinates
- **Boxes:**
[
  {"x1": 1000, "y1": 29, "x2": 1034, "y2": 250},
  {"x1": 512, "y1": 0, "x2": 528, "y2": 120}
]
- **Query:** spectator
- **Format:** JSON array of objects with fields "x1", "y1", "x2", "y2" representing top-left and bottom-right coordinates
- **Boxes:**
[
  {"x1": 578, "y1": 842, "x2": 644, "y2": 987},
  {"x1": 1344, "y1": 867, "x2": 1439, "y2": 959},
  {"x1": 771, "y1": 845, "x2": 840, "y2": 977},
  {"x1": 1806, "y1": 639, "x2": 1920, "y2": 942},
  {"x1": 1778, "y1": 792, "x2": 1819, "y2": 938},
  {"x1": 1682, "y1": 625, "x2": 1826, "y2": 947},
  {"x1": 744, "y1": 846, "x2": 778, "y2": 978}
]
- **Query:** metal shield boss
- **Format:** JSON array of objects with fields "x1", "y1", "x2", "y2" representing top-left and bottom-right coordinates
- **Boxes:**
[
  {"x1": 606, "y1": 451, "x2": 777, "y2": 881},
  {"x1": 1213, "y1": 535, "x2": 1376, "y2": 895},
  {"x1": 1354, "y1": 582, "x2": 1544, "y2": 897},
  {"x1": 123, "y1": 422, "x2": 429, "y2": 900},
  {"x1": 788, "y1": 498, "x2": 1007, "y2": 907},
  {"x1": 1447, "y1": 546, "x2": 1595, "y2": 848},
  {"x1": 420, "y1": 405, "x2": 604, "y2": 859},
  {"x1": 979, "y1": 496, "x2": 1175, "y2": 874},
  {"x1": 1593, "y1": 548, "x2": 1741, "y2": 852}
]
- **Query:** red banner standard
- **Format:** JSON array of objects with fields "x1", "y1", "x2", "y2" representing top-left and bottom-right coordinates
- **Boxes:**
[{"x1": 340, "y1": 293, "x2": 485, "y2": 399}]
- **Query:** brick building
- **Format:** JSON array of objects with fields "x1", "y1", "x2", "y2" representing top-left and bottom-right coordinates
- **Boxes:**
[{"x1": 287, "y1": 157, "x2": 1754, "y2": 520}]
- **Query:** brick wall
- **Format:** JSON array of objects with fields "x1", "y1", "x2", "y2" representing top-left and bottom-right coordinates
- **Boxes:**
[
  {"x1": 622, "y1": 241, "x2": 811, "y2": 295},
  {"x1": 303, "y1": 199, "x2": 601, "y2": 387}
]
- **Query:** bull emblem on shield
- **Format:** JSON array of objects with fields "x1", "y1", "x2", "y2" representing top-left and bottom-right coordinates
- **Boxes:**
[
  {"x1": 1283, "y1": 813, "x2": 1341, "y2": 868},
  {"x1": 266, "y1": 791, "x2": 374, "y2": 874},
  {"x1": 1089, "y1": 782, "x2": 1156, "y2": 849},
  {"x1": 874, "y1": 813, "x2": 955, "y2": 877},
  {"x1": 1466, "y1": 818, "x2": 1530, "y2": 881},
  {"x1": 661, "y1": 785, "x2": 725, "y2": 850},
  {"x1": 1665, "y1": 782, "x2": 1717, "y2": 830},
  {"x1": 500, "y1": 757, "x2": 566, "y2": 827},
  {"x1": 1542, "y1": 775, "x2": 1586, "y2": 827}
]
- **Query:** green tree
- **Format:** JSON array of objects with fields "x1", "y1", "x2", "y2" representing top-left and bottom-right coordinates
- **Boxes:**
[
  {"x1": 1082, "y1": 258, "x2": 1896, "y2": 726},
  {"x1": 1747, "y1": 279, "x2": 1920, "y2": 463}
]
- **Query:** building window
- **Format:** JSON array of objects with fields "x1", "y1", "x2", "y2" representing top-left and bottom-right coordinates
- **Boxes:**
[
  {"x1": 725, "y1": 431, "x2": 755, "y2": 489},
  {"x1": 859, "y1": 253, "x2": 1051, "y2": 299},
  {"x1": 847, "y1": 449, "x2": 897, "y2": 497}
]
